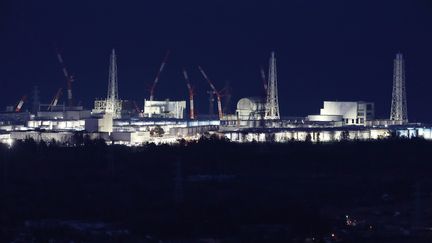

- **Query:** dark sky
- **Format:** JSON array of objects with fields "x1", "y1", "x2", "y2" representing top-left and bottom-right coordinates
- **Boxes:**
[{"x1": 1, "y1": 0, "x2": 431, "y2": 121}]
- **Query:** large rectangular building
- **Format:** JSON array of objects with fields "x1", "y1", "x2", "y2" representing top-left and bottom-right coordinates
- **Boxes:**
[
  {"x1": 143, "y1": 100, "x2": 186, "y2": 119},
  {"x1": 308, "y1": 101, "x2": 374, "y2": 125}
]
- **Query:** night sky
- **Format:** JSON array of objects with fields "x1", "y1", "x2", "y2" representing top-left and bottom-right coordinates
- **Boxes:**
[{"x1": 1, "y1": 0, "x2": 431, "y2": 121}]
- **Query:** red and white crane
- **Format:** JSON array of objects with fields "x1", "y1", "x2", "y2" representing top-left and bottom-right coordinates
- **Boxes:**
[
  {"x1": 182, "y1": 69, "x2": 195, "y2": 120},
  {"x1": 198, "y1": 66, "x2": 223, "y2": 119},
  {"x1": 56, "y1": 49, "x2": 74, "y2": 108},
  {"x1": 15, "y1": 95, "x2": 27, "y2": 112},
  {"x1": 47, "y1": 88, "x2": 62, "y2": 111},
  {"x1": 149, "y1": 50, "x2": 170, "y2": 101}
]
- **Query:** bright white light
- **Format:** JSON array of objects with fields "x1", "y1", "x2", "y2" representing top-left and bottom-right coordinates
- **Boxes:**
[{"x1": 6, "y1": 138, "x2": 13, "y2": 148}]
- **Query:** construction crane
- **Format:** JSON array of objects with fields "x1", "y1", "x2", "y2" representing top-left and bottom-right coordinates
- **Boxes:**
[
  {"x1": 47, "y1": 88, "x2": 62, "y2": 111},
  {"x1": 182, "y1": 69, "x2": 195, "y2": 120},
  {"x1": 149, "y1": 50, "x2": 170, "y2": 101},
  {"x1": 198, "y1": 66, "x2": 223, "y2": 119},
  {"x1": 260, "y1": 66, "x2": 268, "y2": 94},
  {"x1": 56, "y1": 49, "x2": 74, "y2": 108},
  {"x1": 15, "y1": 95, "x2": 27, "y2": 112}
]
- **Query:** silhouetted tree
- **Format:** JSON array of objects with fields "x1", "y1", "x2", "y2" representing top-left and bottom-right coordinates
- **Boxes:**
[
  {"x1": 340, "y1": 130, "x2": 350, "y2": 141},
  {"x1": 71, "y1": 131, "x2": 84, "y2": 146},
  {"x1": 305, "y1": 133, "x2": 312, "y2": 143},
  {"x1": 150, "y1": 125, "x2": 164, "y2": 137}
]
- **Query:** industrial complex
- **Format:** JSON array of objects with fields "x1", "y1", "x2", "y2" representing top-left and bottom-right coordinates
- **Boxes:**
[{"x1": 0, "y1": 50, "x2": 429, "y2": 146}]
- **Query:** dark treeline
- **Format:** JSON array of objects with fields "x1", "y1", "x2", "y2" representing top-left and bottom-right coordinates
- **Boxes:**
[{"x1": 1, "y1": 137, "x2": 432, "y2": 241}]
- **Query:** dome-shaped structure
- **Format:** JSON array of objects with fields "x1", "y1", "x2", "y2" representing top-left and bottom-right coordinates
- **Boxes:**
[{"x1": 236, "y1": 97, "x2": 266, "y2": 120}]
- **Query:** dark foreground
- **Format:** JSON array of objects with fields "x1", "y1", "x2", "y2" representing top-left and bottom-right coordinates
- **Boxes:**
[{"x1": 1, "y1": 137, "x2": 432, "y2": 242}]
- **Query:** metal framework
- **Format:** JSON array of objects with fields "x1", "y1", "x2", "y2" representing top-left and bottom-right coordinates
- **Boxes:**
[
  {"x1": 94, "y1": 49, "x2": 122, "y2": 118},
  {"x1": 264, "y1": 52, "x2": 280, "y2": 120},
  {"x1": 107, "y1": 49, "x2": 119, "y2": 105},
  {"x1": 390, "y1": 53, "x2": 408, "y2": 123}
]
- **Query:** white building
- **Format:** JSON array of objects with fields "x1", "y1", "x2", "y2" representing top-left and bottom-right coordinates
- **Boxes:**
[
  {"x1": 92, "y1": 99, "x2": 123, "y2": 119},
  {"x1": 28, "y1": 119, "x2": 85, "y2": 131},
  {"x1": 143, "y1": 100, "x2": 186, "y2": 119},
  {"x1": 37, "y1": 110, "x2": 91, "y2": 120},
  {"x1": 223, "y1": 128, "x2": 391, "y2": 143},
  {"x1": 85, "y1": 113, "x2": 113, "y2": 133},
  {"x1": 307, "y1": 101, "x2": 374, "y2": 125}
]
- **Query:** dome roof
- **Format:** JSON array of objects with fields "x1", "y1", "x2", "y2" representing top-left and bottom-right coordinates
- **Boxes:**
[{"x1": 237, "y1": 97, "x2": 265, "y2": 112}]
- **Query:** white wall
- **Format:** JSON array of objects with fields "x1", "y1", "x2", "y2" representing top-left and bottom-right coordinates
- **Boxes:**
[
  {"x1": 143, "y1": 100, "x2": 186, "y2": 119},
  {"x1": 85, "y1": 113, "x2": 113, "y2": 133},
  {"x1": 321, "y1": 101, "x2": 358, "y2": 118}
]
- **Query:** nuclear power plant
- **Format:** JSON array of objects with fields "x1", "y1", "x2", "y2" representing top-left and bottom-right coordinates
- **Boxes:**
[{"x1": 0, "y1": 51, "x2": 430, "y2": 146}]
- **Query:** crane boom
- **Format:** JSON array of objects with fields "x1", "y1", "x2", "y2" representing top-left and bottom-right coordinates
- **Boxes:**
[
  {"x1": 182, "y1": 69, "x2": 195, "y2": 119},
  {"x1": 149, "y1": 50, "x2": 170, "y2": 101},
  {"x1": 48, "y1": 88, "x2": 62, "y2": 111},
  {"x1": 198, "y1": 66, "x2": 218, "y2": 93},
  {"x1": 198, "y1": 66, "x2": 223, "y2": 119},
  {"x1": 15, "y1": 95, "x2": 27, "y2": 112},
  {"x1": 56, "y1": 49, "x2": 74, "y2": 108}
]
